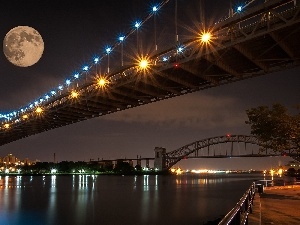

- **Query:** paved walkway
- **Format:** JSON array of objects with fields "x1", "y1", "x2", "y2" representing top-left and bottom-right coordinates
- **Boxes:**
[{"x1": 248, "y1": 185, "x2": 300, "y2": 225}]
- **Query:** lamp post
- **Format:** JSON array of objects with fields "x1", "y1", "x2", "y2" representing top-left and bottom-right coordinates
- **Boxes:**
[
  {"x1": 106, "y1": 47, "x2": 111, "y2": 74},
  {"x1": 153, "y1": 6, "x2": 158, "y2": 51},
  {"x1": 119, "y1": 36, "x2": 125, "y2": 67},
  {"x1": 135, "y1": 21, "x2": 141, "y2": 53}
]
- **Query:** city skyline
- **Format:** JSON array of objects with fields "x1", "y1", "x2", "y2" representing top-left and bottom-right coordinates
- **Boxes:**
[{"x1": 0, "y1": 0, "x2": 299, "y2": 170}]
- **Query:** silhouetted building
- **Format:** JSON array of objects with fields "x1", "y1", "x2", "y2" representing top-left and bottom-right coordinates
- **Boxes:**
[{"x1": 154, "y1": 147, "x2": 166, "y2": 171}]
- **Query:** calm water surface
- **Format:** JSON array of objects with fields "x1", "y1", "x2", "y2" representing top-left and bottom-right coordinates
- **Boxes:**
[{"x1": 0, "y1": 174, "x2": 273, "y2": 225}]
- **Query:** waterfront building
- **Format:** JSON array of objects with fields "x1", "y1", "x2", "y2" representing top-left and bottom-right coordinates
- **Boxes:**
[{"x1": 154, "y1": 147, "x2": 166, "y2": 171}]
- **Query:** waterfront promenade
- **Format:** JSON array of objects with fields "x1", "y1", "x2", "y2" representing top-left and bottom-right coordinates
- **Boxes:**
[{"x1": 248, "y1": 185, "x2": 300, "y2": 225}]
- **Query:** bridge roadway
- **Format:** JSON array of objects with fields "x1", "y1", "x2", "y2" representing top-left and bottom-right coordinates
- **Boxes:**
[{"x1": 0, "y1": 0, "x2": 300, "y2": 146}]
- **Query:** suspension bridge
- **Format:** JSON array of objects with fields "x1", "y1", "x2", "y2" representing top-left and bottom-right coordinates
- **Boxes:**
[{"x1": 0, "y1": 0, "x2": 300, "y2": 146}]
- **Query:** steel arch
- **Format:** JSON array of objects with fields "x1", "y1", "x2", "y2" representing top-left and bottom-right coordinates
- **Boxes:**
[{"x1": 165, "y1": 134, "x2": 298, "y2": 169}]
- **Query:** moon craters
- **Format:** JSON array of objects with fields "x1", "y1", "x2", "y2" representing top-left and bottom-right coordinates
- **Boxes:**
[{"x1": 3, "y1": 26, "x2": 44, "y2": 67}]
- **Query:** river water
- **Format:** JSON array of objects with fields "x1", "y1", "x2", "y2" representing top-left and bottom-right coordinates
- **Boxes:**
[{"x1": 0, "y1": 173, "x2": 279, "y2": 225}]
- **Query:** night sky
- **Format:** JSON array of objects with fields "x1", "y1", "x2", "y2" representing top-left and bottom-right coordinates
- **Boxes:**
[{"x1": 0, "y1": 0, "x2": 299, "y2": 170}]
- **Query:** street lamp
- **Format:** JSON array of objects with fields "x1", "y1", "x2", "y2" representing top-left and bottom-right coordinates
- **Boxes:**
[
  {"x1": 152, "y1": 5, "x2": 159, "y2": 51},
  {"x1": 119, "y1": 35, "x2": 125, "y2": 67},
  {"x1": 105, "y1": 47, "x2": 112, "y2": 73},
  {"x1": 134, "y1": 21, "x2": 141, "y2": 52}
]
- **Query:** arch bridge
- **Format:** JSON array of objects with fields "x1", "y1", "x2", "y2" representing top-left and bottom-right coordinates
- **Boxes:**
[{"x1": 154, "y1": 135, "x2": 299, "y2": 170}]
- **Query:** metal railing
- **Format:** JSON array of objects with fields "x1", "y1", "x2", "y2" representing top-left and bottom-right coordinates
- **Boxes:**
[{"x1": 218, "y1": 182, "x2": 256, "y2": 225}]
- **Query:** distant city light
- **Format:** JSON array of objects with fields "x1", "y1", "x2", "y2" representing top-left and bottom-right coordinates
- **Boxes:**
[
  {"x1": 51, "y1": 169, "x2": 57, "y2": 174},
  {"x1": 66, "y1": 79, "x2": 71, "y2": 86},
  {"x1": 119, "y1": 36, "x2": 125, "y2": 42},
  {"x1": 74, "y1": 73, "x2": 80, "y2": 79},
  {"x1": 51, "y1": 91, "x2": 56, "y2": 96},
  {"x1": 58, "y1": 85, "x2": 63, "y2": 91},
  {"x1": 22, "y1": 114, "x2": 28, "y2": 119},
  {"x1": 152, "y1": 6, "x2": 158, "y2": 12},
  {"x1": 4, "y1": 123, "x2": 10, "y2": 129}
]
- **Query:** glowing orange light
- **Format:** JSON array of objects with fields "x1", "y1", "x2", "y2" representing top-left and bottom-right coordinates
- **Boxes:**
[
  {"x1": 171, "y1": 167, "x2": 183, "y2": 175},
  {"x1": 70, "y1": 90, "x2": 79, "y2": 98},
  {"x1": 139, "y1": 59, "x2": 149, "y2": 69},
  {"x1": 201, "y1": 32, "x2": 211, "y2": 43},
  {"x1": 98, "y1": 78, "x2": 107, "y2": 87},
  {"x1": 4, "y1": 123, "x2": 10, "y2": 129},
  {"x1": 22, "y1": 114, "x2": 28, "y2": 119},
  {"x1": 36, "y1": 107, "x2": 43, "y2": 114},
  {"x1": 95, "y1": 77, "x2": 109, "y2": 90}
]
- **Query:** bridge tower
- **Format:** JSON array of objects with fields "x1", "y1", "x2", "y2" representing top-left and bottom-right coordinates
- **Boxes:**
[{"x1": 154, "y1": 147, "x2": 167, "y2": 171}]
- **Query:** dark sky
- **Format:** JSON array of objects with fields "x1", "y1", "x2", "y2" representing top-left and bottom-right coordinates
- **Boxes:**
[{"x1": 0, "y1": 0, "x2": 299, "y2": 170}]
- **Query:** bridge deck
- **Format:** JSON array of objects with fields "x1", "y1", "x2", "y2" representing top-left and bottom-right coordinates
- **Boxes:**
[{"x1": 1, "y1": 0, "x2": 300, "y2": 146}]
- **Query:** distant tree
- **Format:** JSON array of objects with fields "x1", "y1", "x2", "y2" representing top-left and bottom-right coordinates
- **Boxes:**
[
  {"x1": 135, "y1": 164, "x2": 142, "y2": 172},
  {"x1": 245, "y1": 104, "x2": 300, "y2": 153},
  {"x1": 57, "y1": 161, "x2": 75, "y2": 173},
  {"x1": 113, "y1": 161, "x2": 134, "y2": 174},
  {"x1": 31, "y1": 162, "x2": 52, "y2": 173},
  {"x1": 286, "y1": 168, "x2": 296, "y2": 176}
]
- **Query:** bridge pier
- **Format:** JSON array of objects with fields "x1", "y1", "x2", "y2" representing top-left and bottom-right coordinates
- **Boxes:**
[{"x1": 154, "y1": 147, "x2": 167, "y2": 171}]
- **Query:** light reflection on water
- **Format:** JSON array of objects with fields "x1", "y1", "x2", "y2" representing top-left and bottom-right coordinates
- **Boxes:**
[
  {"x1": 176, "y1": 177, "x2": 224, "y2": 185},
  {"x1": 0, "y1": 173, "x2": 276, "y2": 225}
]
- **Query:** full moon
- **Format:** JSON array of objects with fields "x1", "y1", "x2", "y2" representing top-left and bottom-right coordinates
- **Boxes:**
[{"x1": 3, "y1": 26, "x2": 44, "y2": 67}]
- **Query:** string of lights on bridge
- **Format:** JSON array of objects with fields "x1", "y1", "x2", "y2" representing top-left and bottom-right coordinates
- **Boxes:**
[{"x1": 0, "y1": 0, "x2": 255, "y2": 130}]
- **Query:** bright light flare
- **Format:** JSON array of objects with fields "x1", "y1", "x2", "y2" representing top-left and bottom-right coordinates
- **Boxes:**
[
  {"x1": 95, "y1": 77, "x2": 109, "y2": 89},
  {"x1": 70, "y1": 91, "x2": 79, "y2": 98},
  {"x1": 136, "y1": 56, "x2": 151, "y2": 73},
  {"x1": 105, "y1": 47, "x2": 112, "y2": 54},
  {"x1": 139, "y1": 59, "x2": 149, "y2": 69},
  {"x1": 200, "y1": 32, "x2": 211, "y2": 43},
  {"x1": 35, "y1": 107, "x2": 43, "y2": 114},
  {"x1": 152, "y1": 6, "x2": 158, "y2": 12},
  {"x1": 98, "y1": 78, "x2": 106, "y2": 86},
  {"x1": 4, "y1": 123, "x2": 10, "y2": 129},
  {"x1": 118, "y1": 36, "x2": 125, "y2": 42},
  {"x1": 171, "y1": 167, "x2": 183, "y2": 175},
  {"x1": 22, "y1": 114, "x2": 28, "y2": 119},
  {"x1": 134, "y1": 21, "x2": 141, "y2": 29}
]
